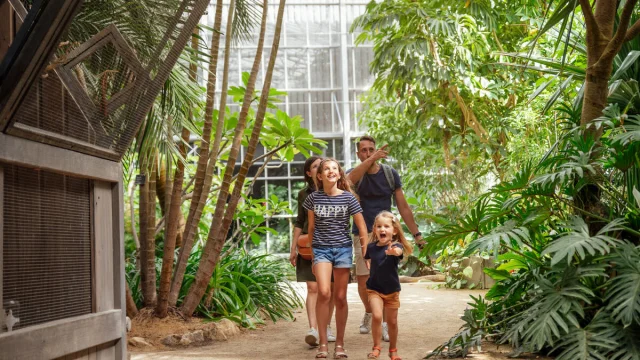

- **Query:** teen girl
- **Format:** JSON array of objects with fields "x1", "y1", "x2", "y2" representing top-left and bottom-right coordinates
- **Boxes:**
[
  {"x1": 364, "y1": 211, "x2": 413, "y2": 360},
  {"x1": 290, "y1": 156, "x2": 336, "y2": 346},
  {"x1": 303, "y1": 158, "x2": 368, "y2": 359}
]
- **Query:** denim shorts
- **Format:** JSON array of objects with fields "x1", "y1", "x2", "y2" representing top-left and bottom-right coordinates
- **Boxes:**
[{"x1": 312, "y1": 246, "x2": 353, "y2": 268}]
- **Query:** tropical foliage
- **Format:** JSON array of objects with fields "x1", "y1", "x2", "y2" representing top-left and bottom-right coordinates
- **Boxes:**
[
  {"x1": 354, "y1": 0, "x2": 640, "y2": 358},
  {"x1": 126, "y1": 245, "x2": 303, "y2": 327},
  {"x1": 110, "y1": 0, "x2": 324, "y2": 322},
  {"x1": 353, "y1": 0, "x2": 548, "y2": 220}
]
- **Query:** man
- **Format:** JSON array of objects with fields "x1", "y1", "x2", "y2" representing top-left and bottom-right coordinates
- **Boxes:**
[{"x1": 347, "y1": 135, "x2": 424, "y2": 341}]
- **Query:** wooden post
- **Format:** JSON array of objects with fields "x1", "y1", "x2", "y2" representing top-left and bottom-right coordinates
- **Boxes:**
[
  {"x1": 112, "y1": 174, "x2": 127, "y2": 359},
  {"x1": 93, "y1": 181, "x2": 115, "y2": 359},
  {"x1": 0, "y1": 165, "x2": 3, "y2": 333}
]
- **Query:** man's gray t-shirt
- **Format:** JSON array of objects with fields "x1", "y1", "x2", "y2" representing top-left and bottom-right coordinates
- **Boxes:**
[{"x1": 348, "y1": 166, "x2": 402, "y2": 235}]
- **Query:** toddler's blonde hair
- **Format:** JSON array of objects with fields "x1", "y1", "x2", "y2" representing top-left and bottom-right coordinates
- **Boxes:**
[{"x1": 369, "y1": 211, "x2": 413, "y2": 256}]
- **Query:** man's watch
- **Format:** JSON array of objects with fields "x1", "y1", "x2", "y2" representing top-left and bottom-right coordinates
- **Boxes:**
[{"x1": 413, "y1": 231, "x2": 422, "y2": 238}]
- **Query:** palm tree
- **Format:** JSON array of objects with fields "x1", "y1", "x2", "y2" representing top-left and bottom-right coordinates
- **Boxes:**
[
  {"x1": 180, "y1": 0, "x2": 287, "y2": 317},
  {"x1": 169, "y1": 0, "x2": 231, "y2": 307},
  {"x1": 155, "y1": 31, "x2": 200, "y2": 317}
]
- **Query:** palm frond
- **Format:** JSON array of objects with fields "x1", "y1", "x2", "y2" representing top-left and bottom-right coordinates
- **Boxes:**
[{"x1": 232, "y1": 0, "x2": 263, "y2": 44}]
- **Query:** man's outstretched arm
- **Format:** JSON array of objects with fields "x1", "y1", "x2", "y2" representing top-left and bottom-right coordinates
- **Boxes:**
[
  {"x1": 395, "y1": 188, "x2": 424, "y2": 247},
  {"x1": 347, "y1": 144, "x2": 389, "y2": 184}
]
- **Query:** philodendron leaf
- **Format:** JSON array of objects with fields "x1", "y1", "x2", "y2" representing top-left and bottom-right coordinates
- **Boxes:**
[{"x1": 542, "y1": 217, "x2": 624, "y2": 265}]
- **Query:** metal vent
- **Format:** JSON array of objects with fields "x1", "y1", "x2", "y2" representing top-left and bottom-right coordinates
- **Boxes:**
[
  {"x1": 1, "y1": 0, "x2": 210, "y2": 161},
  {"x1": 2, "y1": 164, "x2": 92, "y2": 331}
]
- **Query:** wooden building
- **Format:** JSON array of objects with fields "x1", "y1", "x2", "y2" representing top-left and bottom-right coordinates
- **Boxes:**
[{"x1": 0, "y1": 1, "x2": 208, "y2": 358}]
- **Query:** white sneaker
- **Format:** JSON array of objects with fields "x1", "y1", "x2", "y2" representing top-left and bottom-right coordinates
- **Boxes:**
[
  {"x1": 359, "y1": 313, "x2": 372, "y2": 334},
  {"x1": 382, "y1": 322, "x2": 389, "y2": 342},
  {"x1": 327, "y1": 325, "x2": 336, "y2": 342},
  {"x1": 305, "y1": 328, "x2": 319, "y2": 347}
]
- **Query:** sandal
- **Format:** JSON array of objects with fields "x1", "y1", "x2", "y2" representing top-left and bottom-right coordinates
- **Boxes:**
[
  {"x1": 367, "y1": 346, "x2": 382, "y2": 359},
  {"x1": 388, "y1": 348, "x2": 402, "y2": 360},
  {"x1": 334, "y1": 344, "x2": 348, "y2": 359},
  {"x1": 316, "y1": 344, "x2": 329, "y2": 359}
]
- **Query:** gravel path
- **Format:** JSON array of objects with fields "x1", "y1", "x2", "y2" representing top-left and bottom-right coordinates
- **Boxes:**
[{"x1": 131, "y1": 283, "x2": 512, "y2": 360}]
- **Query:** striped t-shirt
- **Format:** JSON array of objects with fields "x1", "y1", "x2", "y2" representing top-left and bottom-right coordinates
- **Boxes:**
[{"x1": 303, "y1": 190, "x2": 363, "y2": 248}]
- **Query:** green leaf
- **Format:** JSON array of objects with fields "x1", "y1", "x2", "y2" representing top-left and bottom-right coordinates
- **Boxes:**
[
  {"x1": 604, "y1": 242, "x2": 640, "y2": 327},
  {"x1": 242, "y1": 71, "x2": 250, "y2": 86},
  {"x1": 250, "y1": 232, "x2": 261, "y2": 245},
  {"x1": 483, "y1": 268, "x2": 510, "y2": 281},
  {"x1": 497, "y1": 259, "x2": 528, "y2": 272},
  {"x1": 611, "y1": 51, "x2": 640, "y2": 82},
  {"x1": 542, "y1": 217, "x2": 624, "y2": 265}
]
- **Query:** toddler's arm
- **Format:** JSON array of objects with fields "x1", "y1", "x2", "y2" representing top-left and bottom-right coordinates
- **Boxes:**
[{"x1": 384, "y1": 244, "x2": 403, "y2": 256}]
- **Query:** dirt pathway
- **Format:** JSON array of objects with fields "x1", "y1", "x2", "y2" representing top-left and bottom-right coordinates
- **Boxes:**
[{"x1": 130, "y1": 283, "x2": 521, "y2": 360}]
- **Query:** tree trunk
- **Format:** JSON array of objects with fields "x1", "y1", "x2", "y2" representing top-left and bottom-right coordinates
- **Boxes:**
[
  {"x1": 138, "y1": 171, "x2": 151, "y2": 306},
  {"x1": 155, "y1": 127, "x2": 190, "y2": 317},
  {"x1": 126, "y1": 282, "x2": 138, "y2": 318},
  {"x1": 579, "y1": 0, "x2": 640, "y2": 125},
  {"x1": 214, "y1": 0, "x2": 287, "y2": 284},
  {"x1": 576, "y1": 0, "x2": 639, "y2": 232},
  {"x1": 156, "y1": 28, "x2": 199, "y2": 314},
  {"x1": 169, "y1": 0, "x2": 227, "y2": 307},
  {"x1": 442, "y1": 128, "x2": 451, "y2": 168},
  {"x1": 143, "y1": 161, "x2": 158, "y2": 306},
  {"x1": 155, "y1": 165, "x2": 185, "y2": 247},
  {"x1": 180, "y1": 0, "x2": 273, "y2": 317}
]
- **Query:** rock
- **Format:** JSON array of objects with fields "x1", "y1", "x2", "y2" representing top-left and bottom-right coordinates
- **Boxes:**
[
  {"x1": 179, "y1": 336, "x2": 192, "y2": 346},
  {"x1": 128, "y1": 337, "x2": 152, "y2": 347},
  {"x1": 182, "y1": 330, "x2": 205, "y2": 344},
  {"x1": 213, "y1": 318, "x2": 240, "y2": 340},
  {"x1": 202, "y1": 323, "x2": 215, "y2": 341},
  {"x1": 161, "y1": 334, "x2": 181, "y2": 346}
]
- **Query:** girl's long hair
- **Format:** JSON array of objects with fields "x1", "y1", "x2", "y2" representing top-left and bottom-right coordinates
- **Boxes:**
[
  {"x1": 316, "y1": 158, "x2": 355, "y2": 195},
  {"x1": 370, "y1": 211, "x2": 413, "y2": 256},
  {"x1": 303, "y1": 156, "x2": 323, "y2": 189}
]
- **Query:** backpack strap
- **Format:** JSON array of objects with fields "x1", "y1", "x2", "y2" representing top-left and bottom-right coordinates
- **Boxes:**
[
  {"x1": 381, "y1": 164, "x2": 395, "y2": 190},
  {"x1": 381, "y1": 164, "x2": 397, "y2": 207}
]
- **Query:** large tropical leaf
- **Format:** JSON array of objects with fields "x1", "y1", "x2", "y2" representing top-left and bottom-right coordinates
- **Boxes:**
[
  {"x1": 604, "y1": 242, "x2": 640, "y2": 327},
  {"x1": 464, "y1": 220, "x2": 530, "y2": 257},
  {"x1": 552, "y1": 311, "x2": 620, "y2": 360},
  {"x1": 542, "y1": 217, "x2": 625, "y2": 265}
]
